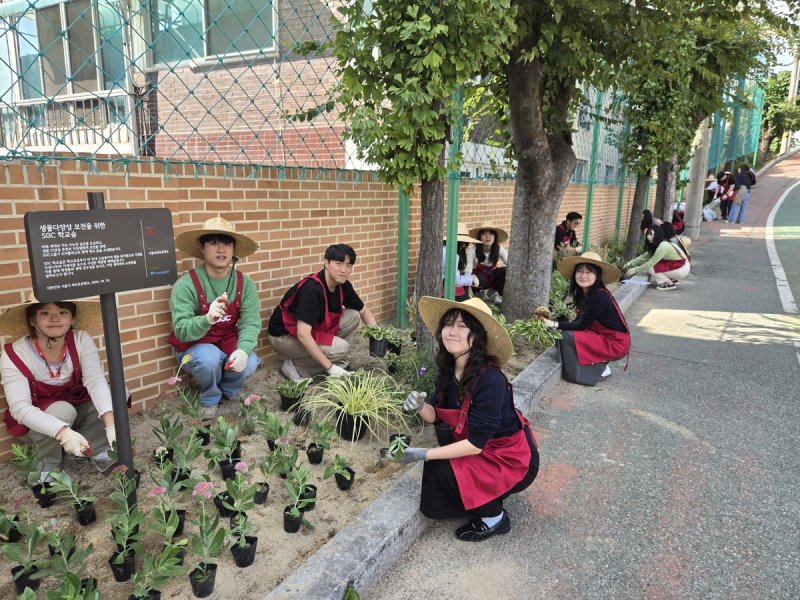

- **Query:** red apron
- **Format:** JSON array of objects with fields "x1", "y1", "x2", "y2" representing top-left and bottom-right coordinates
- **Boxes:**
[
  {"x1": 168, "y1": 269, "x2": 243, "y2": 356},
  {"x1": 3, "y1": 330, "x2": 90, "y2": 437},
  {"x1": 653, "y1": 242, "x2": 688, "y2": 273},
  {"x1": 474, "y1": 261, "x2": 496, "y2": 287},
  {"x1": 574, "y1": 288, "x2": 631, "y2": 366},
  {"x1": 434, "y1": 369, "x2": 536, "y2": 510},
  {"x1": 280, "y1": 273, "x2": 343, "y2": 346},
  {"x1": 556, "y1": 224, "x2": 573, "y2": 247}
]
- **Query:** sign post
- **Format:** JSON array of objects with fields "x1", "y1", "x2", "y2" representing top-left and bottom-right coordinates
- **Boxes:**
[{"x1": 24, "y1": 195, "x2": 177, "y2": 502}]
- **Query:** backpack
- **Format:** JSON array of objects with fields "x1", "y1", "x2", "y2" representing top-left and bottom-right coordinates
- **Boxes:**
[{"x1": 747, "y1": 168, "x2": 757, "y2": 187}]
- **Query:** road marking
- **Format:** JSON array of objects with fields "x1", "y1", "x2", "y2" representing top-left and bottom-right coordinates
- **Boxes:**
[
  {"x1": 765, "y1": 180, "x2": 799, "y2": 314},
  {"x1": 628, "y1": 409, "x2": 716, "y2": 453}
]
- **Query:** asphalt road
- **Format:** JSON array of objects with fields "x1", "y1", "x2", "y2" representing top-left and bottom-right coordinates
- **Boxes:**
[{"x1": 368, "y1": 157, "x2": 800, "y2": 600}]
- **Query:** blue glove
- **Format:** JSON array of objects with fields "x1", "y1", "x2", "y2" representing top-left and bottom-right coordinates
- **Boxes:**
[{"x1": 395, "y1": 447, "x2": 428, "y2": 464}]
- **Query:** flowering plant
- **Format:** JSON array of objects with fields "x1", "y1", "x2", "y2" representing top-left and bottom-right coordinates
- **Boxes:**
[
  {"x1": 188, "y1": 482, "x2": 226, "y2": 582},
  {"x1": 129, "y1": 543, "x2": 186, "y2": 599},
  {"x1": 205, "y1": 416, "x2": 241, "y2": 467},
  {"x1": 239, "y1": 394, "x2": 261, "y2": 435},
  {"x1": 107, "y1": 469, "x2": 145, "y2": 562},
  {"x1": 284, "y1": 466, "x2": 316, "y2": 526},
  {"x1": 170, "y1": 427, "x2": 204, "y2": 470},
  {"x1": 260, "y1": 442, "x2": 298, "y2": 479},
  {"x1": 255, "y1": 408, "x2": 290, "y2": 441},
  {"x1": 229, "y1": 511, "x2": 253, "y2": 549},
  {"x1": 221, "y1": 463, "x2": 256, "y2": 516},
  {"x1": 151, "y1": 406, "x2": 185, "y2": 449}
]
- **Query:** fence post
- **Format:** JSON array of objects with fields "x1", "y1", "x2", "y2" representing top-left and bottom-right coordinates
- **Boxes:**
[
  {"x1": 443, "y1": 86, "x2": 464, "y2": 300},
  {"x1": 582, "y1": 88, "x2": 604, "y2": 249},
  {"x1": 396, "y1": 188, "x2": 410, "y2": 327},
  {"x1": 614, "y1": 120, "x2": 630, "y2": 243}
]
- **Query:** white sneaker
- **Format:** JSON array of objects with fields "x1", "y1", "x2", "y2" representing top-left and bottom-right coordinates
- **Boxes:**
[
  {"x1": 601, "y1": 365, "x2": 612, "y2": 378},
  {"x1": 280, "y1": 359, "x2": 305, "y2": 383}
]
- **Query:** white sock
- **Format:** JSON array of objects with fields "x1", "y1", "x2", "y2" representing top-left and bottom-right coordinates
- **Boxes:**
[{"x1": 481, "y1": 511, "x2": 504, "y2": 527}]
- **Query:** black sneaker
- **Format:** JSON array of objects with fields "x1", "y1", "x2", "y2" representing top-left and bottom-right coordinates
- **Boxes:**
[{"x1": 455, "y1": 511, "x2": 511, "y2": 541}]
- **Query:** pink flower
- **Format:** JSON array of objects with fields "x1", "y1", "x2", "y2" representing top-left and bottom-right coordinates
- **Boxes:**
[
  {"x1": 192, "y1": 481, "x2": 215, "y2": 500},
  {"x1": 234, "y1": 461, "x2": 249, "y2": 473},
  {"x1": 147, "y1": 486, "x2": 167, "y2": 498},
  {"x1": 111, "y1": 465, "x2": 129, "y2": 476},
  {"x1": 275, "y1": 436, "x2": 290, "y2": 446},
  {"x1": 243, "y1": 394, "x2": 259, "y2": 406},
  {"x1": 167, "y1": 376, "x2": 180, "y2": 386}
]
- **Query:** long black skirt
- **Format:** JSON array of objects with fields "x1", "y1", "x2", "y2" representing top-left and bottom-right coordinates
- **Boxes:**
[{"x1": 557, "y1": 330, "x2": 607, "y2": 386}]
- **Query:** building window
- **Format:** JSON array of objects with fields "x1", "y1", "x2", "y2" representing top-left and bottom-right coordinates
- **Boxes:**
[
  {"x1": 149, "y1": 0, "x2": 277, "y2": 64},
  {"x1": 573, "y1": 160, "x2": 587, "y2": 183},
  {"x1": 605, "y1": 165, "x2": 615, "y2": 182}
]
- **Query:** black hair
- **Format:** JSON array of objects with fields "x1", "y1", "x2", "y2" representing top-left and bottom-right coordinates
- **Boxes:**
[
  {"x1": 324, "y1": 244, "x2": 357, "y2": 264},
  {"x1": 568, "y1": 262, "x2": 606, "y2": 307},
  {"x1": 26, "y1": 302, "x2": 77, "y2": 337},
  {"x1": 199, "y1": 233, "x2": 235, "y2": 247},
  {"x1": 640, "y1": 209, "x2": 653, "y2": 233},
  {"x1": 474, "y1": 229, "x2": 500, "y2": 264},
  {"x1": 456, "y1": 242, "x2": 469, "y2": 272},
  {"x1": 646, "y1": 226, "x2": 665, "y2": 254},
  {"x1": 566, "y1": 212, "x2": 582, "y2": 222},
  {"x1": 661, "y1": 221, "x2": 677, "y2": 239},
  {"x1": 433, "y1": 308, "x2": 494, "y2": 406}
]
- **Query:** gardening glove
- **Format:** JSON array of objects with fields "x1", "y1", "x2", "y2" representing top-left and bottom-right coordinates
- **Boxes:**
[
  {"x1": 394, "y1": 447, "x2": 428, "y2": 464},
  {"x1": 225, "y1": 349, "x2": 248, "y2": 372},
  {"x1": 56, "y1": 427, "x2": 91, "y2": 457},
  {"x1": 105, "y1": 424, "x2": 117, "y2": 446},
  {"x1": 624, "y1": 268, "x2": 636, "y2": 278},
  {"x1": 541, "y1": 318, "x2": 558, "y2": 330},
  {"x1": 327, "y1": 364, "x2": 352, "y2": 378},
  {"x1": 403, "y1": 391, "x2": 427, "y2": 413},
  {"x1": 205, "y1": 294, "x2": 228, "y2": 324}
]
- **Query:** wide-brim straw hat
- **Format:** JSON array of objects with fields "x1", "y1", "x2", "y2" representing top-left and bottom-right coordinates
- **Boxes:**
[
  {"x1": 557, "y1": 251, "x2": 621, "y2": 285},
  {"x1": 175, "y1": 217, "x2": 258, "y2": 260},
  {"x1": 469, "y1": 221, "x2": 509, "y2": 244},
  {"x1": 418, "y1": 296, "x2": 513, "y2": 366},
  {"x1": 445, "y1": 222, "x2": 480, "y2": 245},
  {"x1": 0, "y1": 292, "x2": 102, "y2": 338}
]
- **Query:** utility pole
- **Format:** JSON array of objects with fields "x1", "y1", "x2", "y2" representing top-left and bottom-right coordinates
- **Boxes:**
[
  {"x1": 684, "y1": 117, "x2": 712, "y2": 241},
  {"x1": 779, "y1": 55, "x2": 800, "y2": 154}
]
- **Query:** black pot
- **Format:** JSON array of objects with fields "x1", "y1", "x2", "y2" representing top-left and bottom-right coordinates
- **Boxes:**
[
  {"x1": 300, "y1": 484, "x2": 317, "y2": 511},
  {"x1": 12, "y1": 566, "x2": 40, "y2": 594},
  {"x1": 80, "y1": 577, "x2": 98, "y2": 593},
  {"x1": 292, "y1": 408, "x2": 312, "y2": 427},
  {"x1": 128, "y1": 591, "x2": 161, "y2": 600},
  {"x1": 133, "y1": 469, "x2": 142, "y2": 489},
  {"x1": 229, "y1": 535, "x2": 258, "y2": 567},
  {"x1": 306, "y1": 443, "x2": 324, "y2": 464},
  {"x1": 229, "y1": 512, "x2": 247, "y2": 528},
  {"x1": 108, "y1": 550, "x2": 136, "y2": 582},
  {"x1": 32, "y1": 482, "x2": 56, "y2": 508},
  {"x1": 280, "y1": 394, "x2": 300, "y2": 411},
  {"x1": 254, "y1": 482, "x2": 269, "y2": 505},
  {"x1": 369, "y1": 338, "x2": 389, "y2": 357},
  {"x1": 389, "y1": 433, "x2": 411, "y2": 447},
  {"x1": 154, "y1": 447, "x2": 174, "y2": 466},
  {"x1": 219, "y1": 459, "x2": 240, "y2": 480},
  {"x1": 266, "y1": 438, "x2": 277, "y2": 451},
  {"x1": 387, "y1": 362, "x2": 398, "y2": 375},
  {"x1": 434, "y1": 422, "x2": 454, "y2": 446},
  {"x1": 195, "y1": 429, "x2": 211, "y2": 446},
  {"x1": 335, "y1": 467, "x2": 356, "y2": 491},
  {"x1": 388, "y1": 341, "x2": 402, "y2": 354},
  {"x1": 75, "y1": 501, "x2": 97, "y2": 526},
  {"x1": 48, "y1": 542, "x2": 77, "y2": 559},
  {"x1": 283, "y1": 507, "x2": 303, "y2": 533},
  {"x1": 231, "y1": 441, "x2": 242, "y2": 460},
  {"x1": 213, "y1": 492, "x2": 234, "y2": 518},
  {"x1": 175, "y1": 547, "x2": 187, "y2": 567},
  {"x1": 336, "y1": 413, "x2": 368, "y2": 441},
  {"x1": 174, "y1": 509, "x2": 187, "y2": 536},
  {"x1": 6, "y1": 517, "x2": 21, "y2": 543},
  {"x1": 171, "y1": 467, "x2": 191, "y2": 483},
  {"x1": 189, "y1": 563, "x2": 217, "y2": 598}
]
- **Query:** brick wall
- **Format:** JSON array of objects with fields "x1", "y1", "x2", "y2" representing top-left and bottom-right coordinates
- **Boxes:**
[{"x1": 0, "y1": 158, "x2": 650, "y2": 460}]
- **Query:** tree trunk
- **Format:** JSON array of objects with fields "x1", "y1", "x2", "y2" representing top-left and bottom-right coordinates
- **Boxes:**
[
  {"x1": 757, "y1": 130, "x2": 774, "y2": 165},
  {"x1": 654, "y1": 157, "x2": 676, "y2": 221},
  {"x1": 414, "y1": 171, "x2": 445, "y2": 351},
  {"x1": 502, "y1": 43, "x2": 576, "y2": 321},
  {"x1": 623, "y1": 172, "x2": 651, "y2": 262}
]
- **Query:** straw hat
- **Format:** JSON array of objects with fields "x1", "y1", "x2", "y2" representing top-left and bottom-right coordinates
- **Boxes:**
[
  {"x1": 557, "y1": 251, "x2": 621, "y2": 285},
  {"x1": 418, "y1": 296, "x2": 513, "y2": 366},
  {"x1": 0, "y1": 292, "x2": 102, "y2": 338},
  {"x1": 445, "y1": 223, "x2": 480, "y2": 245},
  {"x1": 469, "y1": 221, "x2": 509, "y2": 244},
  {"x1": 175, "y1": 217, "x2": 258, "y2": 260}
]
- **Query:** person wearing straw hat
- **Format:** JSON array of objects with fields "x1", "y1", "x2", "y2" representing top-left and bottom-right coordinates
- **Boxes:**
[
  {"x1": 554, "y1": 211, "x2": 583, "y2": 255},
  {"x1": 0, "y1": 294, "x2": 117, "y2": 478},
  {"x1": 539, "y1": 252, "x2": 630, "y2": 386},
  {"x1": 468, "y1": 221, "x2": 509, "y2": 305},
  {"x1": 386, "y1": 296, "x2": 539, "y2": 542},
  {"x1": 442, "y1": 223, "x2": 480, "y2": 302},
  {"x1": 169, "y1": 217, "x2": 261, "y2": 419},
  {"x1": 268, "y1": 243, "x2": 378, "y2": 382}
]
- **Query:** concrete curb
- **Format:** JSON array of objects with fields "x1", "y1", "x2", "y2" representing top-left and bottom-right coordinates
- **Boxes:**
[{"x1": 266, "y1": 279, "x2": 649, "y2": 600}]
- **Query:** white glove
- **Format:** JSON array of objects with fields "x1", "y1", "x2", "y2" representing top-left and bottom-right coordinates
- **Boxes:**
[
  {"x1": 206, "y1": 294, "x2": 228, "y2": 324},
  {"x1": 105, "y1": 424, "x2": 116, "y2": 446},
  {"x1": 327, "y1": 364, "x2": 352, "y2": 378},
  {"x1": 226, "y1": 349, "x2": 248, "y2": 372},
  {"x1": 403, "y1": 391, "x2": 427, "y2": 413},
  {"x1": 542, "y1": 318, "x2": 558, "y2": 330},
  {"x1": 624, "y1": 268, "x2": 636, "y2": 278},
  {"x1": 56, "y1": 427, "x2": 90, "y2": 457}
]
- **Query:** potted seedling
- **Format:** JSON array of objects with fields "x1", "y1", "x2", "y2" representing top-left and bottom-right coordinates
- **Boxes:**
[
  {"x1": 169, "y1": 431, "x2": 204, "y2": 483},
  {"x1": 147, "y1": 504, "x2": 189, "y2": 568},
  {"x1": 128, "y1": 543, "x2": 187, "y2": 600},
  {"x1": 152, "y1": 408, "x2": 185, "y2": 464},
  {"x1": 229, "y1": 512, "x2": 258, "y2": 568},
  {"x1": 298, "y1": 369, "x2": 406, "y2": 442},
  {"x1": 360, "y1": 324, "x2": 397, "y2": 357},
  {"x1": 387, "y1": 434, "x2": 410, "y2": 461},
  {"x1": 306, "y1": 421, "x2": 336, "y2": 464},
  {"x1": 148, "y1": 462, "x2": 192, "y2": 538},
  {"x1": 324, "y1": 454, "x2": 356, "y2": 491},
  {"x1": 221, "y1": 463, "x2": 257, "y2": 522},
  {"x1": 107, "y1": 469, "x2": 144, "y2": 582},
  {"x1": 272, "y1": 377, "x2": 312, "y2": 411},
  {"x1": 48, "y1": 470, "x2": 97, "y2": 526},
  {"x1": 36, "y1": 532, "x2": 95, "y2": 596},
  {"x1": 2, "y1": 517, "x2": 49, "y2": 595},
  {"x1": 187, "y1": 481, "x2": 227, "y2": 597},
  {"x1": 12, "y1": 443, "x2": 55, "y2": 508},
  {"x1": 255, "y1": 408, "x2": 291, "y2": 449},
  {"x1": 205, "y1": 417, "x2": 241, "y2": 478},
  {"x1": 283, "y1": 466, "x2": 316, "y2": 533},
  {"x1": 176, "y1": 385, "x2": 211, "y2": 446},
  {"x1": 0, "y1": 509, "x2": 22, "y2": 543},
  {"x1": 239, "y1": 393, "x2": 261, "y2": 434}
]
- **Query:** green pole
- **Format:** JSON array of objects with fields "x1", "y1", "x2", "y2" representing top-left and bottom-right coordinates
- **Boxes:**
[
  {"x1": 582, "y1": 89, "x2": 604, "y2": 249},
  {"x1": 443, "y1": 86, "x2": 464, "y2": 300},
  {"x1": 614, "y1": 121, "x2": 631, "y2": 242},
  {"x1": 715, "y1": 117, "x2": 727, "y2": 174},
  {"x1": 751, "y1": 86, "x2": 765, "y2": 166},
  {"x1": 396, "y1": 188, "x2": 410, "y2": 327}
]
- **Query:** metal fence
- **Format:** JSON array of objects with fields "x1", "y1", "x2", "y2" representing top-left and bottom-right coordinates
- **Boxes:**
[{"x1": 0, "y1": 0, "x2": 764, "y2": 185}]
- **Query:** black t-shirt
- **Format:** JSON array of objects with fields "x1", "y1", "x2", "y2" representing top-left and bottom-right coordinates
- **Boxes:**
[
  {"x1": 268, "y1": 270, "x2": 365, "y2": 336},
  {"x1": 558, "y1": 289, "x2": 627, "y2": 333},
  {"x1": 554, "y1": 223, "x2": 578, "y2": 249},
  {"x1": 430, "y1": 365, "x2": 520, "y2": 449}
]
